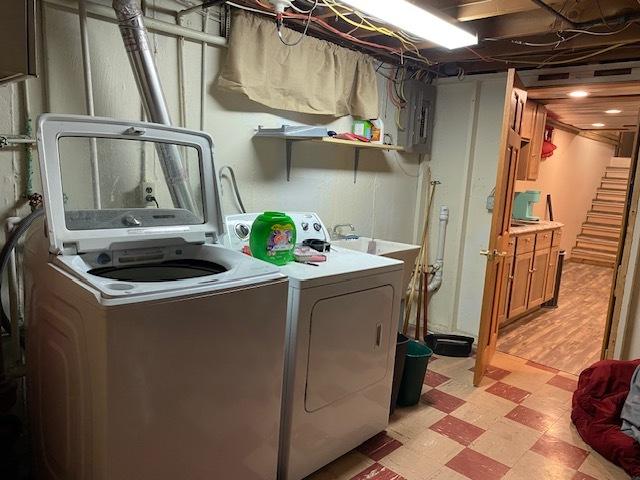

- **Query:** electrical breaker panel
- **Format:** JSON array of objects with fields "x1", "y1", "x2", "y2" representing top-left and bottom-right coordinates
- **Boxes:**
[{"x1": 398, "y1": 81, "x2": 437, "y2": 154}]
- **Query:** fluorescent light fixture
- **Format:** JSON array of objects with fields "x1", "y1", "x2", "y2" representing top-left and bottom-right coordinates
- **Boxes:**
[
  {"x1": 605, "y1": 109, "x2": 622, "y2": 114},
  {"x1": 568, "y1": 90, "x2": 589, "y2": 98},
  {"x1": 339, "y1": 0, "x2": 477, "y2": 50},
  {"x1": 592, "y1": 123, "x2": 605, "y2": 127}
]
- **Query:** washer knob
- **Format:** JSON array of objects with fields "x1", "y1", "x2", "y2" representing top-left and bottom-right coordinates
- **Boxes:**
[
  {"x1": 313, "y1": 222, "x2": 322, "y2": 232},
  {"x1": 301, "y1": 222, "x2": 309, "y2": 231},
  {"x1": 96, "y1": 252, "x2": 111, "y2": 265},
  {"x1": 235, "y1": 223, "x2": 250, "y2": 239}
]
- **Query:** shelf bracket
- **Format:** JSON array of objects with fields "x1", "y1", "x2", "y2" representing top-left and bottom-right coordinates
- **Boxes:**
[
  {"x1": 353, "y1": 148, "x2": 361, "y2": 184},
  {"x1": 286, "y1": 139, "x2": 293, "y2": 182}
]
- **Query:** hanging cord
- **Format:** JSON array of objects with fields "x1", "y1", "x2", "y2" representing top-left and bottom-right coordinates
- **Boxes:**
[
  {"x1": 219, "y1": 165, "x2": 247, "y2": 213},
  {"x1": 276, "y1": 0, "x2": 318, "y2": 46}
]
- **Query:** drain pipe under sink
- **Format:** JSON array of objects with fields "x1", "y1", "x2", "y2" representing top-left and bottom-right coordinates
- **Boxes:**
[{"x1": 428, "y1": 206, "x2": 448, "y2": 295}]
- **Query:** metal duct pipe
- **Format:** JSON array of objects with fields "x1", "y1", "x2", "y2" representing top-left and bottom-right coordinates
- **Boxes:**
[
  {"x1": 112, "y1": 0, "x2": 196, "y2": 212},
  {"x1": 428, "y1": 205, "x2": 448, "y2": 294}
]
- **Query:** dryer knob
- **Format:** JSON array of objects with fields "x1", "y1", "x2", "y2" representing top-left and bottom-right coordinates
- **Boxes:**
[
  {"x1": 313, "y1": 222, "x2": 322, "y2": 232},
  {"x1": 301, "y1": 222, "x2": 309, "y2": 231}
]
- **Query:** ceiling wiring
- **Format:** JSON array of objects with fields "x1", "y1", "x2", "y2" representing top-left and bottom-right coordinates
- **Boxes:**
[
  {"x1": 467, "y1": 41, "x2": 637, "y2": 67},
  {"x1": 245, "y1": 0, "x2": 439, "y2": 68},
  {"x1": 221, "y1": 0, "x2": 640, "y2": 75},
  {"x1": 287, "y1": 0, "x2": 318, "y2": 14},
  {"x1": 226, "y1": 1, "x2": 277, "y2": 16},
  {"x1": 277, "y1": 0, "x2": 318, "y2": 46},
  {"x1": 563, "y1": 21, "x2": 638, "y2": 36},
  {"x1": 320, "y1": 0, "x2": 434, "y2": 65}
]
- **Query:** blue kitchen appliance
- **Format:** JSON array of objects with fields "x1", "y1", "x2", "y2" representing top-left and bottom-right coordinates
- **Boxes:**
[{"x1": 512, "y1": 190, "x2": 541, "y2": 222}]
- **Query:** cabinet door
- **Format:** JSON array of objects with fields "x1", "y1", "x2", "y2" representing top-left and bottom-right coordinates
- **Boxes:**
[
  {"x1": 509, "y1": 252, "x2": 533, "y2": 318},
  {"x1": 520, "y1": 101, "x2": 537, "y2": 141},
  {"x1": 528, "y1": 248, "x2": 551, "y2": 308},
  {"x1": 526, "y1": 105, "x2": 547, "y2": 181},
  {"x1": 498, "y1": 255, "x2": 515, "y2": 326},
  {"x1": 544, "y1": 247, "x2": 561, "y2": 302}
]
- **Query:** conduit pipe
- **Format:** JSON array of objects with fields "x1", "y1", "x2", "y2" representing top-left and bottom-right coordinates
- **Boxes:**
[
  {"x1": 113, "y1": 0, "x2": 196, "y2": 212},
  {"x1": 78, "y1": 0, "x2": 102, "y2": 209},
  {"x1": 200, "y1": 11, "x2": 209, "y2": 131},
  {"x1": 427, "y1": 205, "x2": 448, "y2": 295},
  {"x1": 45, "y1": 0, "x2": 227, "y2": 48}
]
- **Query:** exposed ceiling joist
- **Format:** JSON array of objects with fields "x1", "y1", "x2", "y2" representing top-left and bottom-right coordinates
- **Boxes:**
[
  {"x1": 460, "y1": 1, "x2": 640, "y2": 40},
  {"x1": 416, "y1": 28, "x2": 640, "y2": 64}
]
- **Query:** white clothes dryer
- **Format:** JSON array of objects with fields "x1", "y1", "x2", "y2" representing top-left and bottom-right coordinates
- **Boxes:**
[{"x1": 224, "y1": 212, "x2": 403, "y2": 480}]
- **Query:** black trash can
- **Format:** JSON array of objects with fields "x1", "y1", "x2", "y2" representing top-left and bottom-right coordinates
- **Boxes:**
[
  {"x1": 397, "y1": 340, "x2": 433, "y2": 407},
  {"x1": 390, "y1": 333, "x2": 410, "y2": 415}
]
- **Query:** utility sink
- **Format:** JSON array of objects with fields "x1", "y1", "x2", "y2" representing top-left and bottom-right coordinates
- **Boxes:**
[{"x1": 332, "y1": 237, "x2": 421, "y2": 292}]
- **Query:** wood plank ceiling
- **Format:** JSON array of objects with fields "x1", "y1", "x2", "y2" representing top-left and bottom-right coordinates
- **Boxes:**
[
  {"x1": 230, "y1": 0, "x2": 640, "y2": 76},
  {"x1": 528, "y1": 81, "x2": 640, "y2": 131}
]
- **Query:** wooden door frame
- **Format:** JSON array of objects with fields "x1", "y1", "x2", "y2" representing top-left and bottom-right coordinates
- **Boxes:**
[
  {"x1": 476, "y1": 81, "x2": 639, "y2": 379},
  {"x1": 603, "y1": 116, "x2": 640, "y2": 359}
]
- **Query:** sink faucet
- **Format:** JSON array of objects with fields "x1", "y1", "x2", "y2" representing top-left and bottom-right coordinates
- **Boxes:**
[{"x1": 332, "y1": 223, "x2": 359, "y2": 240}]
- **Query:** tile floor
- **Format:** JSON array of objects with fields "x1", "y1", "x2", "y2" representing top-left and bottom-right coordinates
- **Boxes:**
[{"x1": 306, "y1": 351, "x2": 631, "y2": 480}]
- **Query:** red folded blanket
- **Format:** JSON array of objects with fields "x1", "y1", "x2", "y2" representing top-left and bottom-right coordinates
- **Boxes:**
[{"x1": 572, "y1": 359, "x2": 640, "y2": 478}]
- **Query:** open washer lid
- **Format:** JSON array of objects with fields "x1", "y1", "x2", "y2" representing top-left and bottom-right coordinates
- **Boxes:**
[{"x1": 37, "y1": 114, "x2": 224, "y2": 254}]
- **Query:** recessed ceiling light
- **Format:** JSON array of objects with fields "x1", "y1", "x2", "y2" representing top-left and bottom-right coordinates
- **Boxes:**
[
  {"x1": 338, "y1": 0, "x2": 478, "y2": 50},
  {"x1": 568, "y1": 90, "x2": 589, "y2": 98},
  {"x1": 605, "y1": 109, "x2": 622, "y2": 114},
  {"x1": 592, "y1": 123, "x2": 605, "y2": 127}
]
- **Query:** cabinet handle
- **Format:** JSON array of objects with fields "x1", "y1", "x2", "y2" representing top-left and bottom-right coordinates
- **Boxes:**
[
  {"x1": 508, "y1": 275, "x2": 514, "y2": 280},
  {"x1": 375, "y1": 324, "x2": 382, "y2": 347},
  {"x1": 529, "y1": 268, "x2": 536, "y2": 273}
]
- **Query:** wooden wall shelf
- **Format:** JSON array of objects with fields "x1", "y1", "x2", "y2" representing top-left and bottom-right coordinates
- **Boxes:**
[{"x1": 254, "y1": 133, "x2": 404, "y2": 182}]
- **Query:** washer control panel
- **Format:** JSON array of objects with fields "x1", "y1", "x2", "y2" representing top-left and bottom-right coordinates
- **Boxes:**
[{"x1": 223, "y1": 212, "x2": 331, "y2": 252}]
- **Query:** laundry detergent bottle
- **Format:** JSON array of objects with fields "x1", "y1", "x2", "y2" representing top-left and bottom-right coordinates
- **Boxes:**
[{"x1": 250, "y1": 211, "x2": 297, "y2": 265}]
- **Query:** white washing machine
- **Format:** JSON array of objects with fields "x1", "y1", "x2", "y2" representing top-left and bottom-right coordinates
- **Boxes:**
[
  {"x1": 224, "y1": 213, "x2": 404, "y2": 480},
  {"x1": 24, "y1": 115, "x2": 289, "y2": 480}
]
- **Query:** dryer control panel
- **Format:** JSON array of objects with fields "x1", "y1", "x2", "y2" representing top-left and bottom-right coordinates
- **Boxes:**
[{"x1": 223, "y1": 212, "x2": 331, "y2": 252}]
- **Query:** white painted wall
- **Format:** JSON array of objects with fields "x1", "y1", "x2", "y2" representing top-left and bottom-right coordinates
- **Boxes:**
[
  {"x1": 0, "y1": 1, "x2": 422, "y2": 248},
  {"x1": 515, "y1": 130, "x2": 616, "y2": 257},
  {"x1": 426, "y1": 73, "x2": 507, "y2": 338}
]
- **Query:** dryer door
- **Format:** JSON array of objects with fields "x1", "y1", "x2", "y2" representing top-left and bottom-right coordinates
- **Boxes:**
[{"x1": 305, "y1": 285, "x2": 394, "y2": 412}]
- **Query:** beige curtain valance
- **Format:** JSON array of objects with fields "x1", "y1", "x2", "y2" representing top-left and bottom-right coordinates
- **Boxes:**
[{"x1": 217, "y1": 10, "x2": 379, "y2": 119}]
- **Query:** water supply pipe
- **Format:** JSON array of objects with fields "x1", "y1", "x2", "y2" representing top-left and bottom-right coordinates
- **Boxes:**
[
  {"x1": 428, "y1": 205, "x2": 448, "y2": 294},
  {"x1": 112, "y1": 0, "x2": 196, "y2": 212},
  {"x1": 45, "y1": 0, "x2": 228, "y2": 48}
]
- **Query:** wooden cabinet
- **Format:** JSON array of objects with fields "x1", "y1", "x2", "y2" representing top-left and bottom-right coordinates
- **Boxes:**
[
  {"x1": 528, "y1": 248, "x2": 550, "y2": 308},
  {"x1": 508, "y1": 251, "x2": 533, "y2": 318},
  {"x1": 497, "y1": 255, "x2": 514, "y2": 326},
  {"x1": 501, "y1": 226, "x2": 563, "y2": 327},
  {"x1": 521, "y1": 101, "x2": 537, "y2": 140},
  {"x1": 544, "y1": 247, "x2": 561, "y2": 302},
  {"x1": 517, "y1": 102, "x2": 547, "y2": 181}
]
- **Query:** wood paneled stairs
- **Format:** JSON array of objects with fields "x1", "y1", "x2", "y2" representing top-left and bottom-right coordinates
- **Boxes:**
[{"x1": 571, "y1": 164, "x2": 630, "y2": 267}]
